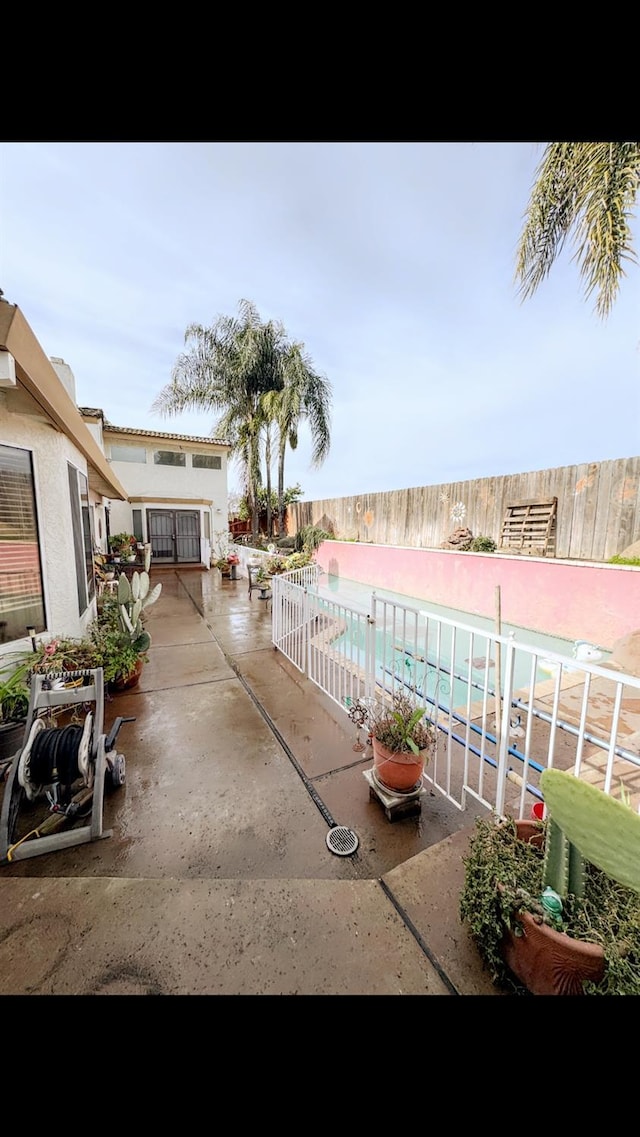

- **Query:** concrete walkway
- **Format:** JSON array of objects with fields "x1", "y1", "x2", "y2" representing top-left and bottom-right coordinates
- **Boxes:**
[{"x1": 0, "y1": 567, "x2": 503, "y2": 996}]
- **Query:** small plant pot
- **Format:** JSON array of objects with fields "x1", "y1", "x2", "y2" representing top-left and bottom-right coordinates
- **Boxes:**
[
  {"x1": 0, "y1": 720, "x2": 27, "y2": 763},
  {"x1": 112, "y1": 657, "x2": 144, "y2": 692},
  {"x1": 371, "y1": 737, "x2": 427, "y2": 793}
]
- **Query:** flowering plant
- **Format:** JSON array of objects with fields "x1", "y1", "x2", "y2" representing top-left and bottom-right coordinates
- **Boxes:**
[{"x1": 369, "y1": 693, "x2": 435, "y2": 755}]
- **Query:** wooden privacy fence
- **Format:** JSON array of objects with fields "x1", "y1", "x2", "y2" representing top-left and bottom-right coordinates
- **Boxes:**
[{"x1": 286, "y1": 456, "x2": 640, "y2": 563}]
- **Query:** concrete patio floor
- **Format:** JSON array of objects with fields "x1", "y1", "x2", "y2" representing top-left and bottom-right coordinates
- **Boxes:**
[{"x1": 0, "y1": 566, "x2": 505, "y2": 996}]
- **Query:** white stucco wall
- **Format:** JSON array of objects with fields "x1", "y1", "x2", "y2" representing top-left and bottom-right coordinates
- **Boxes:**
[
  {"x1": 107, "y1": 445, "x2": 228, "y2": 510},
  {"x1": 106, "y1": 441, "x2": 228, "y2": 567},
  {"x1": 1, "y1": 398, "x2": 98, "y2": 657},
  {"x1": 83, "y1": 419, "x2": 104, "y2": 451},
  {"x1": 50, "y1": 358, "x2": 77, "y2": 402}
]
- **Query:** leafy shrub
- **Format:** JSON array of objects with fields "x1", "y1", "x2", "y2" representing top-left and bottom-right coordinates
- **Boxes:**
[
  {"x1": 469, "y1": 536, "x2": 497, "y2": 552},
  {"x1": 294, "y1": 525, "x2": 332, "y2": 553},
  {"x1": 264, "y1": 555, "x2": 290, "y2": 576},
  {"x1": 0, "y1": 655, "x2": 32, "y2": 723},
  {"x1": 608, "y1": 555, "x2": 640, "y2": 566},
  {"x1": 284, "y1": 551, "x2": 312, "y2": 571}
]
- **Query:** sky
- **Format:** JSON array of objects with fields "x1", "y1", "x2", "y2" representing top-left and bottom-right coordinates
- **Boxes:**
[{"x1": 1, "y1": 141, "x2": 638, "y2": 504}]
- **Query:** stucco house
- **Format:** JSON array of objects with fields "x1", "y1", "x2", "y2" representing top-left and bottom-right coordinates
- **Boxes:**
[
  {"x1": 0, "y1": 298, "x2": 231, "y2": 657},
  {"x1": 0, "y1": 300, "x2": 129, "y2": 654},
  {"x1": 79, "y1": 411, "x2": 231, "y2": 568}
]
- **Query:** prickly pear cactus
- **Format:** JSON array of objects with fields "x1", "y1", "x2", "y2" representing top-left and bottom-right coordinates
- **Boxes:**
[
  {"x1": 540, "y1": 768, "x2": 640, "y2": 894},
  {"x1": 542, "y1": 817, "x2": 586, "y2": 899},
  {"x1": 116, "y1": 569, "x2": 162, "y2": 651}
]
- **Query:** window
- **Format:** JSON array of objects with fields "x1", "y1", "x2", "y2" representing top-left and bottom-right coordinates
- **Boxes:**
[
  {"x1": 0, "y1": 444, "x2": 46, "y2": 644},
  {"x1": 132, "y1": 509, "x2": 143, "y2": 542},
  {"x1": 192, "y1": 453, "x2": 222, "y2": 470},
  {"x1": 153, "y1": 451, "x2": 186, "y2": 467},
  {"x1": 68, "y1": 464, "x2": 95, "y2": 617},
  {"x1": 110, "y1": 444, "x2": 147, "y2": 463},
  {"x1": 203, "y1": 511, "x2": 211, "y2": 540}
]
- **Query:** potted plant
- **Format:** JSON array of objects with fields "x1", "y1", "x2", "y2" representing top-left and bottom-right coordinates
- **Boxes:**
[
  {"x1": 109, "y1": 533, "x2": 138, "y2": 561},
  {"x1": 88, "y1": 598, "x2": 145, "y2": 690},
  {"x1": 30, "y1": 636, "x2": 100, "y2": 675},
  {"x1": 368, "y1": 692, "x2": 435, "y2": 793},
  {"x1": 459, "y1": 768, "x2": 640, "y2": 995},
  {"x1": 110, "y1": 558, "x2": 162, "y2": 689},
  {"x1": 264, "y1": 554, "x2": 290, "y2": 577},
  {"x1": 0, "y1": 654, "x2": 32, "y2": 763}
]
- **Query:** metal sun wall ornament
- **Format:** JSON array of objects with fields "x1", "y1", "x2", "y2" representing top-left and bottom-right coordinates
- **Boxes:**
[
  {"x1": 439, "y1": 490, "x2": 450, "y2": 505},
  {"x1": 450, "y1": 501, "x2": 467, "y2": 523},
  {"x1": 347, "y1": 699, "x2": 369, "y2": 752}
]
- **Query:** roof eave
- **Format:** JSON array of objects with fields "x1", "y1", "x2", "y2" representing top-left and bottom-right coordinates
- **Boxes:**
[{"x1": 0, "y1": 302, "x2": 129, "y2": 501}]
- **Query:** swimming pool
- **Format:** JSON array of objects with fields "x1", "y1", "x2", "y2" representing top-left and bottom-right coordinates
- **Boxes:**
[{"x1": 309, "y1": 573, "x2": 610, "y2": 714}]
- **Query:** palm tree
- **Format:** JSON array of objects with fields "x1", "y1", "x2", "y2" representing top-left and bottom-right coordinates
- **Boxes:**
[
  {"x1": 259, "y1": 403, "x2": 276, "y2": 538},
  {"x1": 152, "y1": 300, "x2": 289, "y2": 540},
  {"x1": 515, "y1": 142, "x2": 640, "y2": 318},
  {"x1": 270, "y1": 344, "x2": 332, "y2": 536}
]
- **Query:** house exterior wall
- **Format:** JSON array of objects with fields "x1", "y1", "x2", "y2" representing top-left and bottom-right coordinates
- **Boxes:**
[
  {"x1": 106, "y1": 443, "x2": 227, "y2": 504},
  {"x1": 0, "y1": 399, "x2": 98, "y2": 655},
  {"x1": 317, "y1": 539, "x2": 640, "y2": 650},
  {"x1": 106, "y1": 435, "x2": 229, "y2": 567}
]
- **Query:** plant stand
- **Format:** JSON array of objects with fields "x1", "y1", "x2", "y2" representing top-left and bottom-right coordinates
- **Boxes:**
[{"x1": 363, "y1": 766, "x2": 426, "y2": 822}]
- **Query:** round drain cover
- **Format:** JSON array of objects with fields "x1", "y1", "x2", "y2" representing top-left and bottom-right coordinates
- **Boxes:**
[{"x1": 326, "y1": 826, "x2": 359, "y2": 856}]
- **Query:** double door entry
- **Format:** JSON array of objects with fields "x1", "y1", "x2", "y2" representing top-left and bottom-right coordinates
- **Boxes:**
[{"x1": 147, "y1": 510, "x2": 200, "y2": 564}]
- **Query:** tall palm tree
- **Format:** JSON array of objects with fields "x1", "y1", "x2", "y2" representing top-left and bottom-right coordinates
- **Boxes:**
[
  {"x1": 271, "y1": 344, "x2": 332, "y2": 536},
  {"x1": 259, "y1": 404, "x2": 276, "y2": 538},
  {"x1": 515, "y1": 142, "x2": 640, "y2": 318},
  {"x1": 152, "y1": 300, "x2": 288, "y2": 540}
]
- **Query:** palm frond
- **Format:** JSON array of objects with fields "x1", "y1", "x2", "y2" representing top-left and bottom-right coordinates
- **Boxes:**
[{"x1": 515, "y1": 141, "x2": 640, "y2": 318}]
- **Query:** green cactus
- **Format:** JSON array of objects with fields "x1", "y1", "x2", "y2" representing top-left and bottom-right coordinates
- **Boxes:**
[
  {"x1": 542, "y1": 817, "x2": 586, "y2": 899},
  {"x1": 117, "y1": 569, "x2": 162, "y2": 654},
  {"x1": 540, "y1": 768, "x2": 640, "y2": 896}
]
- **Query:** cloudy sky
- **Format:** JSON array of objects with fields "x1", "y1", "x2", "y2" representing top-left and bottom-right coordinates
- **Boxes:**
[{"x1": 1, "y1": 141, "x2": 638, "y2": 502}]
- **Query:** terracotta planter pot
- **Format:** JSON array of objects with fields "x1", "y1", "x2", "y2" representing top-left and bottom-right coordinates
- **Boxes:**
[
  {"x1": 371, "y1": 737, "x2": 427, "y2": 793},
  {"x1": 112, "y1": 657, "x2": 144, "y2": 693},
  {"x1": 500, "y1": 820, "x2": 606, "y2": 996}
]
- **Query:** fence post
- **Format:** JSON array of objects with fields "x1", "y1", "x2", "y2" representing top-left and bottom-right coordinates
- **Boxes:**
[
  {"x1": 364, "y1": 595, "x2": 377, "y2": 700},
  {"x1": 303, "y1": 586, "x2": 310, "y2": 677},
  {"x1": 495, "y1": 633, "x2": 516, "y2": 817}
]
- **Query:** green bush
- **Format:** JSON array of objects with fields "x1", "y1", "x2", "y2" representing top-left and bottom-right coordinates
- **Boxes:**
[
  {"x1": 469, "y1": 536, "x2": 497, "y2": 552},
  {"x1": 294, "y1": 525, "x2": 332, "y2": 553},
  {"x1": 608, "y1": 555, "x2": 640, "y2": 566},
  {"x1": 264, "y1": 555, "x2": 290, "y2": 576}
]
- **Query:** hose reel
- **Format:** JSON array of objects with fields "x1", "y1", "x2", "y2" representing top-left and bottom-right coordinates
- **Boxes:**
[
  {"x1": 18, "y1": 715, "x2": 94, "y2": 804},
  {"x1": 0, "y1": 669, "x2": 133, "y2": 864}
]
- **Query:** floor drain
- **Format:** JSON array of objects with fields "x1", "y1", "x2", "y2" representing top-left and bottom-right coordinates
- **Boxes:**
[{"x1": 326, "y1": 826, "x2": 359, "y2": 856}]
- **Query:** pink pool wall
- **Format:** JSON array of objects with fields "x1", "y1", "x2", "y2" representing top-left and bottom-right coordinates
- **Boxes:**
[{"x1": 317, "y1": 541, "x2": 640, "y2": 650}]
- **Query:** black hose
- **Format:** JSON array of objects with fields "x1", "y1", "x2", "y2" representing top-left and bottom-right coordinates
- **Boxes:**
[{"x1": 28, "y1": 725, "x2": 83, "y2": 788}]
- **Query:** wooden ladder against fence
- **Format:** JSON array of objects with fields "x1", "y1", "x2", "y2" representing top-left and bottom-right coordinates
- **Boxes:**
[{"x1": 499, "y1": 497, "x2": 558, "y2": 556}]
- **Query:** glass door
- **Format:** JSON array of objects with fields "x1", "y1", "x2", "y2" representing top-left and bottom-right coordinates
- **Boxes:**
[{"x1": 147, "y1": 510, "x2": 200, "y2": 564}]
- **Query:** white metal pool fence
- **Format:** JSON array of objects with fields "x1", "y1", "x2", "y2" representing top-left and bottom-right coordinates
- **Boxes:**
[{"x1": 271, "y1": 565, "x2": 640, "y2": 819}]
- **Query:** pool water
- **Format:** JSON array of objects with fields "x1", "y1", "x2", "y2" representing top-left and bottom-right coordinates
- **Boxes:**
[{"x1": 311, "y1": 573, "x2": 610, "y2": 712}]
